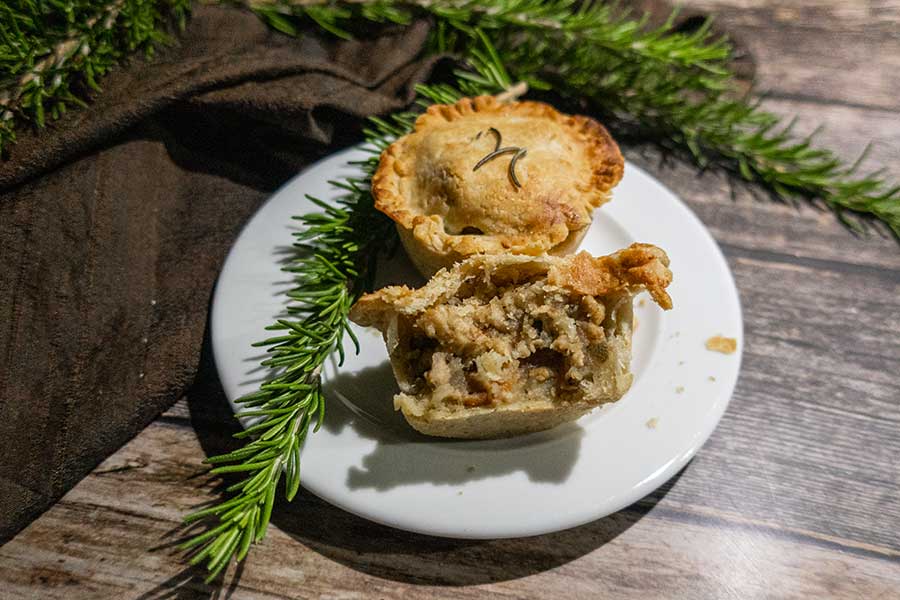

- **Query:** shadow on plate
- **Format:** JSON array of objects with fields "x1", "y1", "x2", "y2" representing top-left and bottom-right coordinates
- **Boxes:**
[
  {"x1": 181, "y1": 332, "x2": 687, "y2": 589},
  {"x1": 322, "y1": 360, "x2": 586, "y2": 489}
]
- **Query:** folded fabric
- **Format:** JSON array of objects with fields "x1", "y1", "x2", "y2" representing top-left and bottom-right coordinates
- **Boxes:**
[{"x1": 0, "y1": 5, "x2": 438, "y2": 541}]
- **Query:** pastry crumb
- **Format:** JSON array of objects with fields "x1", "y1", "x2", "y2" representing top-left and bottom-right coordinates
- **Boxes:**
[
  {"x1": 638, "y1": 298, "x2": 646, "y2": 308},
  {"x1": 706, "y1": 335, "x2": 737, "y2": 354},
  {"x1": 457, "y1": 491, "x2": 464, "y2": 496},
  {"x1": 708, "y1": 375, "x2": 716, "y2": 382},
  {"x1": 645, "y1": 417, "x2": 658, "y2": 429},
  {"x1": 678, "y1": 360, "x2": 685, "y2": 366},
  {"x1": 633, "y1": 315, "x2": 639, "y2": 332},
  {"x1": 675, "y1": 385, "x2": 684, "y2": 394}
]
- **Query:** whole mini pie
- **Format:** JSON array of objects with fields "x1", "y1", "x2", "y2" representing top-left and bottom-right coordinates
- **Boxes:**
[
  {"x1": 372, "y1": 96, "x2": 625, "y2": 276},
  {"x1": 349, "y1": 243, "x2": 672, "y2": 439}
]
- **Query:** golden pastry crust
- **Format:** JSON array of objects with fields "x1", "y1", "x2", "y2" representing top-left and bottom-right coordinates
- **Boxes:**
[
  {"x1": 372, "y1": 96, "x2": 625, "y2": 276},
  {"x1": 350, "y1": 243, "x2": 672, "y2": 439},
  {"x1": 547, "y1": 243, "x2": 673, "y2": 310}
]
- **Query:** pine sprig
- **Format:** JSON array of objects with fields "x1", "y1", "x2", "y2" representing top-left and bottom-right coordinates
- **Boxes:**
[
  {"x1": 0, "y1": 0, "x2": 189, "y2": 155},
  {"x1": 179, "y1": 45, "x2": 509, "y2": 581},
  {"x1": 245, "y1": 0, "x2": 900, "y2": 235},
  {"x1": 180, "y1": 192, "x2": 387, "y2": 579}
]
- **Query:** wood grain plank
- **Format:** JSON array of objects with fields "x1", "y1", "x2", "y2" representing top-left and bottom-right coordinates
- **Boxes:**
[
  {"x1": 619, "y1": 97, "x2": 900, "y2": 555},
  {"x1": 681, "y1": 0, "x2": 900, "y2": 110},
  {"x1": 0, "y1": 412, "x2": 898, "y2": 599},
  {"x1": 681, "y1": 0, "x2": 900, "y2": 32},
  {"x1": 624, "y1": 151, "x2": 900, "y2": 271},
  {"x1": 758, "y1": 98, "x2": 900, "y2": 173}
]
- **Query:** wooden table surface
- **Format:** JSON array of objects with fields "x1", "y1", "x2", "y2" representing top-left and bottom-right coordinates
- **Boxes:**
[{"x1": 3, "y1": 2, "x2": 899, "y2": 598}]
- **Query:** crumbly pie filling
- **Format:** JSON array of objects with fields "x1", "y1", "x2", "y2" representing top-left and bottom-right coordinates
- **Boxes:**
[
  {"x1": 349, "y1": 244, "x2": 672, "y2": 437},
  {"x1": 394, "y1": 272, "x2": 633, "y2": 414}
]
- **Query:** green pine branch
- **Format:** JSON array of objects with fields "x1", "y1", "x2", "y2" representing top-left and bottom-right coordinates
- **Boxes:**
[
  {"x1": 0, "y1": 0, "x2": 189, "y2": 156},
  {"x1": 245, "y1": 0, "x2": 900, "y2": 236},
  {"x1": 179, "y1": 48, "x2": 511, "y2": 582},
  {"x1": 180, "y1": 189, "x2": 390, "y2": 579}
]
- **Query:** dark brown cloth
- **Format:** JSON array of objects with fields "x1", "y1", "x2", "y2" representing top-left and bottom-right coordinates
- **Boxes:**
[
  {"x1": 0, "y1": 5, "x2": 438, "y2": 541},
  {"x1": 0, "y1": 1, "x2": 744, "y2": 542}
]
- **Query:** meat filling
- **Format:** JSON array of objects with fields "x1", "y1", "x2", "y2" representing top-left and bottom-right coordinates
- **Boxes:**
[{"x1": 398, "y1": 274, "x2": 626, "y2": 410}]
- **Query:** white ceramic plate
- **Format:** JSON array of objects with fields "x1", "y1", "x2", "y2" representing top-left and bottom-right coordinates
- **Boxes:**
[{"x1": 211, "y1": 146, "x2": 743, "y2": 539}]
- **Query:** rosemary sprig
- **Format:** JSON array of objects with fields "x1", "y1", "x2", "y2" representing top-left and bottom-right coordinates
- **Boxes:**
[
  {"x1": 180, "y1": 188, "x2": 390, "y2": 579},
  {"x1": 508, "y1": 147, "x2": 526, "y2": 188},
  {"x1": 0, "y1": 0, "x2": 189, "y2": 156},
  {"x1": 180, "y1": 39, "x2": 511, "y2": 582},
  {"x1": 247, "y1": 0, "x2": 900, "y2": 235}
]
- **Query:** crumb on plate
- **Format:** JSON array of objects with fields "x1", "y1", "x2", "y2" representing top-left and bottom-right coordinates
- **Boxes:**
[
  {"x1": 675, "y1": 385, "x2": 684, "y2": 394},
  {"x1": 708, "y1": 375, "x2": 716, "y2": 382},
  {"x1": 646, "y1": 417, "x2": 658, "y2": 429},
  {"x1": 706, "y1": 335, "x2": 737, "y2": 354}
]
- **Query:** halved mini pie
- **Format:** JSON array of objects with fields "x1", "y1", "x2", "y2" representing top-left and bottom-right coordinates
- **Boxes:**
[
  {"x1": 349, "y1": 243, "x2": 673, "y2": 439},
  {"x1": 372, "y1": 96, "x2": 625, "y2": 276}
]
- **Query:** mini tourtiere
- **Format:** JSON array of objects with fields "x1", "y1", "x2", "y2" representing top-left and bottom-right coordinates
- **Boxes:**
[
  {"x1": 349, "y1": 244, "x2": 673, "y2": 439},
  {"x1": 372, "y1": 95, "x2": 625, "y2": 276}
]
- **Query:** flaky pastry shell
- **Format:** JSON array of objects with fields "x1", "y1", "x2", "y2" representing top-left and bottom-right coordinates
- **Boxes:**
[
  {"x1": 372, "y1": 96, "x2": 625, "y2": 276},
  {"x1": 349, "y1": 243, "x2": 672, "y2": 439}
]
